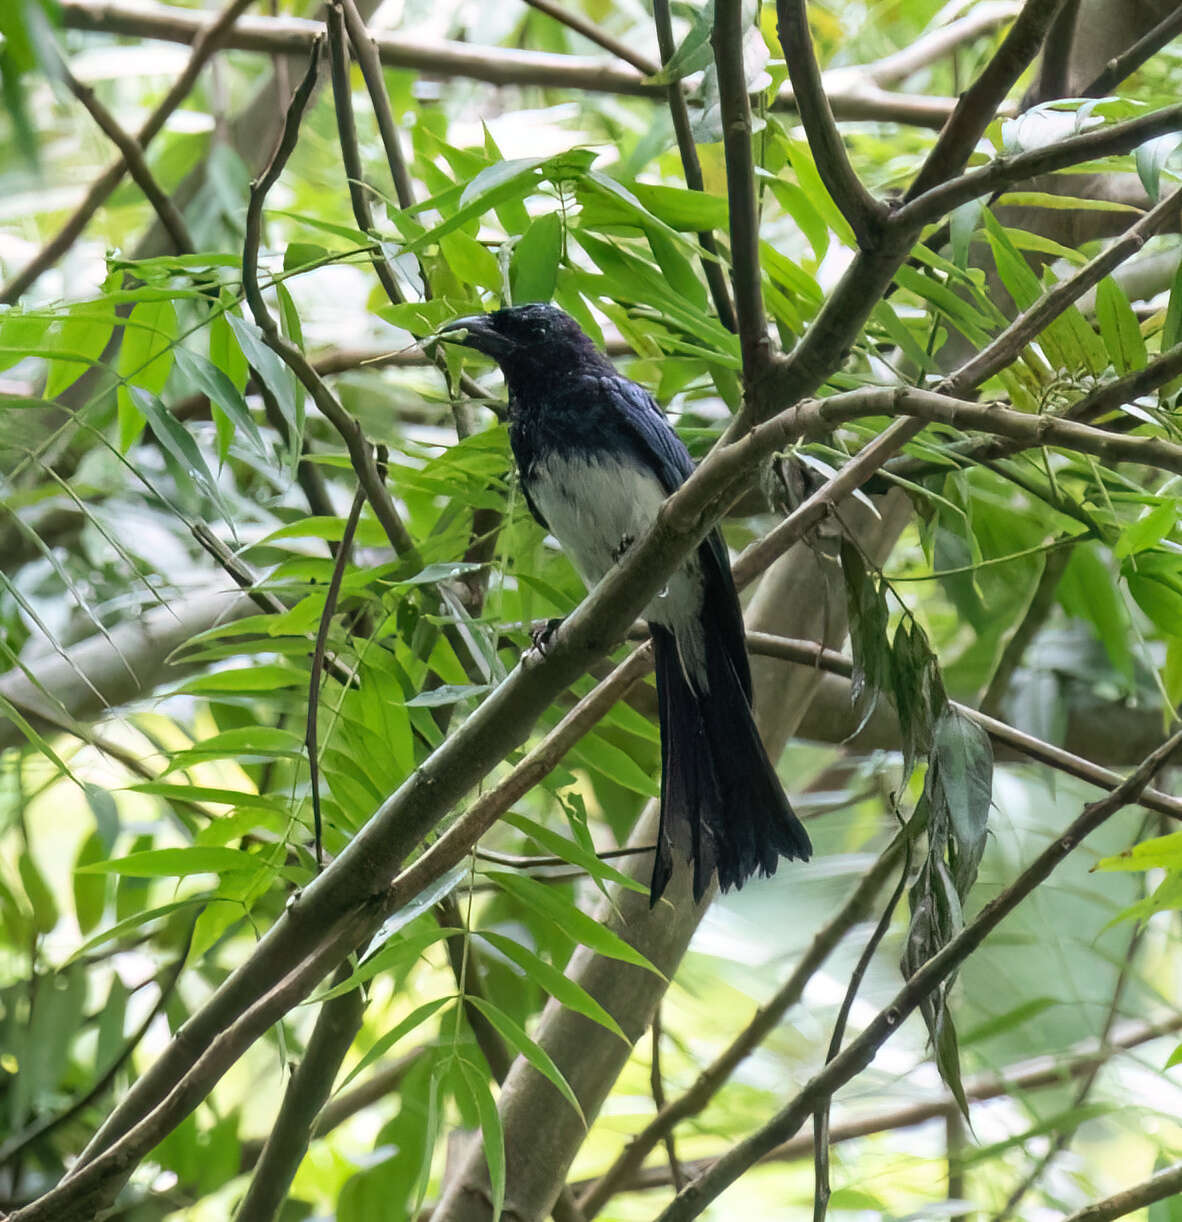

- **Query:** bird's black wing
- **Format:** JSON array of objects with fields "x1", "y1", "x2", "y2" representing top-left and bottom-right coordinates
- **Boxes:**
[
  {"x1": 603, "y1": 375, "x2": 696, "y2": 493},
  {"x1": 607, "y1": 375, "x2": 753, "y2": 698}
]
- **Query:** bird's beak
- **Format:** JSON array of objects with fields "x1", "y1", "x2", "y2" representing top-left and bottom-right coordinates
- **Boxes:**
[{"x1": 437, "y1": 314, "x2": 495, "y2": 349}]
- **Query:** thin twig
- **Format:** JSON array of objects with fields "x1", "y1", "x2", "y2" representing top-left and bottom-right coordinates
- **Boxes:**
[
  {"x1": 649, "y1": 1006, "x2": 685, "y2": 1193},
  {"x1": 1, "y1": 0, "x2": 254, "y2": 303},
  {"x1": 241, "y1": 38, "x2": 420, "y2": 563},
  {"x1": 326, "y1": 0, "x2": 405, "y2": 310},
  {"x1": 307, "y1": 483, "x2": 369, "y2": 867},
  {"x1": 1083, "y1": 5, "x2": 1182, "y2": 98},
  {"x1": 651, "y1": 728, "x2": 1182, "y2": 1222},
  {"x1": 653, "y1": 0, "x2": 737, "y2": 333},
  {"x1": 55, "y1": 52, "x2": 195, "y2": 255},
  {"x1": 1060, "y1": 1161, "x2": 1182, "y2": 1222},
  {"x1": 812, "y1": 832, "x2": 911, "y2": 1221},
  {"x1": 578, "y1": 822, "x2": 915, "y2": 1217},
  {"x1": 521, "y1": 0, "x2": 658, "y2": 75},
  {"x1": 338, "y1": 0, "x2": 415, "y2": 209},
  {"x1": 567, "y1": 1014, "x2": 1182, "y2": 1202},
  {"x1": 896, "y1": 104, "x2": 1182, "y2": 230},
  {"x1": 904, "y1": 0, "x2": 1065, "y2": 200}
]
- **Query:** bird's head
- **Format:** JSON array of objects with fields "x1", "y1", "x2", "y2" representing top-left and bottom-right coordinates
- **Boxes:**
[{"x1": 437, "y1": 303, "x2": 603, "y2": 383}]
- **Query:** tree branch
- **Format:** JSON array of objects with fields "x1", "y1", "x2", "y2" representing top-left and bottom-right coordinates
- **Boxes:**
[
  {"x1": 1083, "y1": 5, "x2": 1182, "y2": 98},
  {"x1": 54, "y1": 52, "x2": 195, "y2": 255},
  {"x1": 567, "y1": 1014, "x2": 1182, "y2": 1201},
  {"x1": 712, "y1": 0, "x2": 768, "y2": 382},
  {"x1": 55, "y1": 0, "x2": 971, "y2": 129},
  {"x1": 1060, "y1": 1161, "x2": 1182, "y2": 1222},
  {"x1": 1, "y1": 0, "x2": 254, "y2": 304},
  {"x1": 520, "y1": 0, "x2": 658, "y2": 75},
  {"x1": 904, "y1": 0, "x2": 1066, "y2": 200},
  {"x1": 653, "y1": 0, "x2": 737, "y2": 334},
  {"x1": 652, "y1": 726, "x2": 1182, "y2": 1221},
  {"x1": 233, "y1": 968, "x2": 365, "y2": 1222},
  {"x1": 775, "y1": 0, "x2": 886, "y2": 248},
  {"x1": 241, "y1": 39, "x2": 420, "y2": 564},
  {"x1": 577, "y1": 821, "x2": 914, "y2": 1217},
  {"x1": 896, "y1": 104, "x2": 1182, "y2": 230}
]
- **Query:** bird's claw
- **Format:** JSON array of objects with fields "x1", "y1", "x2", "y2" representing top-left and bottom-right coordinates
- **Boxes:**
[{"x1": 528, "y1": 617, "x2": 565, "y2": 657}]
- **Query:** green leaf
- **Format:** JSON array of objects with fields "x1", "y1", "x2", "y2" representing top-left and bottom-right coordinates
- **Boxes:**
[
  {"x1": 76, "y1": 846, "x2": 264, "y2": 878},
  {"x1": 455, "y1": 1058, "x2": 505, "y2": 1221},
  {"x1": 1095, "y1": 276, "x2": 1147, "y2": 373},
  {"x1": 1096, "y1": 830, "x2": 1182, "y2": 872},
  {"x1": 961, "y1": 997, "x2": 1059, "y2": 1045},
  {"x1": 510, "y1": 212, "x2": 562, "y2": 305},
  {"x1": 130, "y1": 388, "x2": 232, "y2": 525},
  {"x1": 338, "y1": 996, "x2": 453, "y2": 1091},
  {"x1": 172, "y1": 346, "x2": 267, "y2": 459},
  {"x1": 466, "y1": 996, "x2": 584, "y2": 1121},
  {"x1": 476, "y1": 929, "x2": 627, "y2": 1040},
  {"x1": 841, "y1": 540, "x2": 890, "y2": 732},
  {"x1": 117, "y1": 299, "x2": 177, "y2": 450},
  {"x1": 501, "y1": 811, "x2": 647, "y2": 896},
  {"x1": 63, "y1": 897, "x2": 219, "y2": 964},
  {"x1": 929, "y1": 708, "x2": 993, "y2": 899},
  {"x1": 224, "y1": 312, "x2": 300, "y2": 444},
  {"x1": 630, "y1": 183, "x2": 728, "y2": 232},
  {"x1": 19, "y1": 851, "x2": 58, "y2": 934},
  {"x1": 315, "y1": 926, "x2": 460, "y2": 1002},
  {"x1": 1115, "y1": 501, "x2": 1176, "y2": 559},
  {"x1": 569, "y1": 733, "x2": 659, "y2": 797},
  {"x1": 1128, "y1": 571, "x2": 1182, "y2": 637},
  {"x1": 73, "y1": 831, "x2": 107, "y2": 935},
  {"x1": 644, "y1": 0, "x2": 714, "y2": 84},
  {"x1": 128, "y1": 782, "x2": 286, "y2": 811},
  {"x1": 487, "y1": 870, "x2": 664, "y2": 977}
]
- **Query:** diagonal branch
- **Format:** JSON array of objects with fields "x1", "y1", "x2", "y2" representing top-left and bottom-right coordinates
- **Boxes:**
[
  {"x1": 1060, "y1": 1161, "x2": 1182, "y2": 1222},
  {"x1": 904, "y1": 0, "x2": 1066, "y2": 200},
  {"x1": 521, "y1": 0, "x2": 658, "y2": 75},
  {"x1": 1, "y1": 0, "x2": 254, "y2": 304},
  {"x1": 54, "y1": 52, "x2": 195, "y2": 255},
  {"x1": 651, "y1": 726, "x2": 1182, "y2": 1222},
  {"x1": 1083, "y1": 5, "x2": 1182, "y2": 98},
  {"x1": 775, "y1": 0, "x2": 886, "y2": 249}
]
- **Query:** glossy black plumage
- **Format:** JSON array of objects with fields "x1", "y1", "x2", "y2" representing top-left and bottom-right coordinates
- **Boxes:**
[{"x1": 440, "y1": 304, "x2": 811, "y2": 902}]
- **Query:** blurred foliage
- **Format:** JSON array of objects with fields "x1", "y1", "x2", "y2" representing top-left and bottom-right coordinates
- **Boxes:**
[{"x1": 0, "y1": 0, "x2": 1181, "y2": 1219}]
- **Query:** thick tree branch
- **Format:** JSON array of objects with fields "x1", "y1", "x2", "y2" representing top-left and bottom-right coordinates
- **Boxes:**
[
  {"x1": 775, "y1": 0, "x2": 886, "y2": 248},
  {"x1": 712, "y1": 0, "x2": 769, "y2": 381},
  {"x1": 1083, "y1": 5, "x2": 1182, "y2": 97},
  {"x1": 652, "y1": 727, "x2": 1182, "y2": 1221},
  {"x1": 233, "y1": 971, "x2": 364, "y2": 1222}
]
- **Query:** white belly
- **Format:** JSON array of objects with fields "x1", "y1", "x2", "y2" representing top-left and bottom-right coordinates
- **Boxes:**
[{"x1": 528, "y1": 451, "x2": 705, "y2": 649}]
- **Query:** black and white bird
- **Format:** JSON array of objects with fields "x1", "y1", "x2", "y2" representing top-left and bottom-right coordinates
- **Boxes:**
[{"x1": 440, "y1": 303, "x2": 811, "y2": 903}]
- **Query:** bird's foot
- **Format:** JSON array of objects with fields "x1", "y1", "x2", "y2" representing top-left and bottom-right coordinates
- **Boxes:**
[{"x1": 528, "y1": 617, "x2": 565, "y2": 658}]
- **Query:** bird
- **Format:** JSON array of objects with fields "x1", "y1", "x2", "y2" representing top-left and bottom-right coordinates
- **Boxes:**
[{"x1": 439, "y1": 303, "x2": 811, "y2": 903}]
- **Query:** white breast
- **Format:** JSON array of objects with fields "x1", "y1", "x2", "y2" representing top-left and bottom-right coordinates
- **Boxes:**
[{"x1": 528, "y1": 452, "x2": 705, "y2": 670}]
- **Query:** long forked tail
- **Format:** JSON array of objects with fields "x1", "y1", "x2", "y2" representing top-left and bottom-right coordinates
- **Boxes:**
[{"x1": 649, "y1": 623, "x2": 811, "y2": 904}]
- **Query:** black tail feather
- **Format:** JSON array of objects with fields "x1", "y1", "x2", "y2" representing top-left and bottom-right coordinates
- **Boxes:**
[{"x1": 650, "y1": 621, "x2": 811, "y2": 905}]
